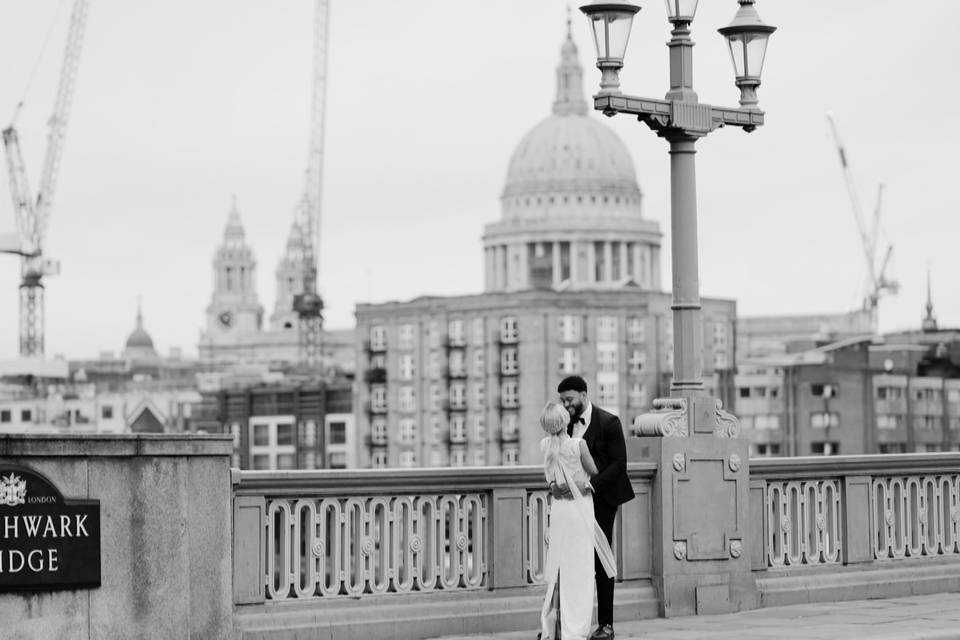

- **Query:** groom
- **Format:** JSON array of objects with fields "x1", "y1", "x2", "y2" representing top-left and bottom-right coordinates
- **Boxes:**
[{"x1": 554, "y1": 375, "x2": 635, "y2": 640}]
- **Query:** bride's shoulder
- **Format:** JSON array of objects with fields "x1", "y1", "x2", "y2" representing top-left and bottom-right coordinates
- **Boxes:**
[{"x1": 540, "y1": 436, "x2": 550, "y2": 451}]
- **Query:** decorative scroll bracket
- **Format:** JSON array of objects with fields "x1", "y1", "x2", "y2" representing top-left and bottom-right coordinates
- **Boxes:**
[
  {"x1": 634, "y1": 397, "x2": 689, "y2": 437},
  {"x1": 714, "y1": 399, "x2": 741, "y2": 438}
]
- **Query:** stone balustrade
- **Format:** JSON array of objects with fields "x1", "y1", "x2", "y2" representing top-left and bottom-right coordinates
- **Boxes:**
[{"x1": 231, "y1": 463, "x2": 657, "y2": 638}]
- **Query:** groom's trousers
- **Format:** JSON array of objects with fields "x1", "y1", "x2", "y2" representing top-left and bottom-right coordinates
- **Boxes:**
[{"x1": 594, "y1": 499, "x2": 617, "y2": 626}]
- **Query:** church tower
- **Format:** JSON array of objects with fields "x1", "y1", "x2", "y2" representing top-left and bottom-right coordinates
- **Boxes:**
[
  {"x1": 270, "y1": 216, "x2": 309, "y2": 332},
  {"x1": 205, "y1": 199, "x2": 264, "y2": 342}
]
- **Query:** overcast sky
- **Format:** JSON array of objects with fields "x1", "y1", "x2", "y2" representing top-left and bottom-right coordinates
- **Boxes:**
[{"x1": 0, "y1": 1, "x2": 957, "y2": 360}]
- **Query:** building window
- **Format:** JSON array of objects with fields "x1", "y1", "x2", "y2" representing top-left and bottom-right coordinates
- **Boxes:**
[
  {"x1": 100, "y1": 405, "x2": 114, "y2": 420},
  {"x1": 811, "y1": 442, "x2": 840, "y2": 456},
  {"x1": 450, "y1": 415, "x2": 467, "y2": 443},
  {"x1": 876, "y1": 414, "x2": 901, "y2": 430},
  {"x1": 428, "y1": 351, "x2": 442, "y2": 379},
  {"x1": 371, "y1": 385, "x2": 387, "y2": 412},
  {"x1": 428, "y1": 320, "x2": 441, "y2": 349},
  {"x1": 398, "y1": 386, "x2": 417, "y2": 412},
  {"x1": 876, "y1": 386, "x2": 903, "y2": 400},
  {"x1": 597, "y1": 316, "x2": 617, "y2": 342},
  {"x1": 473, "y1": 383, "x2": 485, "y2": 410},
  {"x1": 500, "y1": 316, "x2": 518, "y2": 343},
  {"x1": 429, "y1": 383, "x2": 441, "y2": 411},
  {"x1": 597, "y1": 346, "x2": 618, "y2": 373},
  {"x1": 449, "y1": 382, "x2": 466, "y2": 410},
  {"x1": 398, "y1": 324, "x2": 416, "y2": 350},
  {"x1": 713, "y1": 322, "x2": 727, "y2": 347},
  {"x1": 449, "y1": 350, "x2": 466, "y2": 377},
  {"x1": 915, "y1": 415, "x2": 939, "y2": 430},
  {"x1": 753, "y1": 443, "x2": 780, "y2": 457},
  {"x1": 450, "y1": 448, "x2": 467, "y2": 467},
  {"x1": 329, "y1": 421, "x2": 347, "y2": 445},
  {"x1": 714, "y1": 351, "x2": 728, "y2": 370},
  {"x1": 371, "y1": 417, "x2": 388, "y2": 444},
  {"x1": 370, "y1": 325, "x2": 387, "y2": 351},
  {"x1": 501, "y1": 380, "x2": 519, "y2": 408},
  {"x1": 597, "y1": 381, "x2": 618, "y2": 407},
  {"x1": 501, "y1": 413, "x2": 519, "y2": 440},
  {"x1": 399, "y1": 418, "x2": 417, "y2": 443},
  {"x1": 472, "y1": 414, "x2": 485, "y2": 440},
  {"x1": 628, "y1": 349, "x2": 645, "y2": 375},
  {"x1": 558, "y1": 315, "x2": 582, "y2": 343},
  {"x1": 810, "y1": 412, "x2": 839, "y2": 429},
  {"x1": 448, "y1": 319, "x2": 466, "y2": 346},
  {"x1": 501, "y1": 347, "x2": 519, "y2": 375},
  {"x1": 810, "y1": 383, "x2": 838, "y2": 398},
  {"x1": 878, "y1": 443, "x2": 906, "y2": 454},
  {"x1": 503, "y1": 446, "x2": 520, "y2": 465},
  {"x1": 754, "y1": 414, "x2": 781, "y2": 430},
  {"x1": 248, "y1": 418, "x2": 297, "y2": 470},
  {"x1": 473, "y1": 448, "x2": 486, "y2": 466},
  {"x1": 472, "y1": 318, "x2": 485, "y2": 346},
  {"x1": 372, "y1": 451, "x2": 388, "y2": 469},
  {"x1": 398, "y1": 354, "x2": 415, "y2": 380},
  {"x1": 628, "y1": 381, "x2": 646, "y2": 408},
  {"x1": 472, "y1": 349, "x2": 485, "y2": 376},
  {"x1": 559, "y1": 348, "x2": 580, "y2": 374},
  {"x1": 429, "y1": 415, "x2": 442, "y2": 441},
  {"x1": 20, "y1": 409, "x2": 32, "y2": 422},
  {"x1": 328, "y1": 451, "x2": 347, "y2": 469},
  {"x1": 627, "y1": 317, "x2": 646, "y2": 343},
  {"x1": 0, "y1": 410, "x2": 10, "y2": 423}
]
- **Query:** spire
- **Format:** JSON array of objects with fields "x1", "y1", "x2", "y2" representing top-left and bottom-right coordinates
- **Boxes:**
[
  {"x1": 136, "y1": 295, "x2": 144, "y2": 330},
  {"x1": 224, "y1": 196, "x2": 245, "y2": 240},
  {"x1": 552, "y1": 9, "x2": 588, "y2": 116},
  {"x1": 922, "y1": 267, "x2": 938, "y2": 332}
]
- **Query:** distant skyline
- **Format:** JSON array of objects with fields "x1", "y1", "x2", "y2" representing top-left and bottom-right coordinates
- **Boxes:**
[{"x1": 0, "y1": 1, "x2": 958, "y2": 360}]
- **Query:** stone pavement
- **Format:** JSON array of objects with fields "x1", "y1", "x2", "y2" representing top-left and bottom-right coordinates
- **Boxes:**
[{"x1": 429, "y1": 592, "x2": 960, "y2": 640}]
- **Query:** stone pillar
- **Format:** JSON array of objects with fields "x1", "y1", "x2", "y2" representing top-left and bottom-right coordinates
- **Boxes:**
[
  {"x1": 634, "y1": 243, "x2": 644, "y2": 287},
  {"x1": 632, "y1": 398, "x2": 758, "y2": 617},
  {"x1": 604, "y1": 242, "x2": 614, "y2": 283},
  {"x1": 552, "y1": 241, "x2": 562, "y2": 288},
  {"x1": 570, "y1": 241, "x2": 580, "y2": 285},
  {"x1": 617, "y1": 242, "x2": 633, "y2": 280},
  {"x1": 0, "y1": 434, "x2": 234, "y2": 639},
  {"x1": 587, "y1": 242, "x2": 597, "y2": 284}
]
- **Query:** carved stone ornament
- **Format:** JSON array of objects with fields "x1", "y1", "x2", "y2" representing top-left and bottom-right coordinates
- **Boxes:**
[
  {"x1": 728, "y1": 454, "x2": 742, "y2": 473},
  {"x1": 729, "y1": 540, "x2": 743, "y2": 559},
  {"x1": 456, "y1": 535, "x2": 468, "y2": 551},
  {"x1": 634, "y1": 398, "x2": 688, "y2": 437},
  {"x1": 672, "y1": 453, "x2": 686, "y2": 472},
  {"x1": 815, "y1": 514, "x2": 826, "y2": 531},
  {"x1": 312, "y1": 541, "x2": 324, "y2": 557},
  {"x1": 952, "y1": 509, "x2": 960, "y2": 524},
  {"x1": 780, "y1": 515, "x2": 790, "y2": 532},
  {"x1": 918, "y1": 508, "x2": 928, "y2": 526},
  {"x1": 673, "y1": 541, "x2": 687, "y2": 560},
  {"x1": 885, "y1": 511, "x2": 895, "y2": 527},
  {"x1": 361, "y1": 537, "x2": 375, "y2": 555},
  {"x1": 409, "y1": 535, "x2": 423, "y2": 552},
  {"x1": 714, "y1": 399, "x2": 741, "y2": 438}
]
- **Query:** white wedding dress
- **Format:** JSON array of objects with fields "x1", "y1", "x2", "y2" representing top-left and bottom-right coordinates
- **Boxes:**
[{"x1": 539, "y1": 436, "x2": 616, "y2": 640}]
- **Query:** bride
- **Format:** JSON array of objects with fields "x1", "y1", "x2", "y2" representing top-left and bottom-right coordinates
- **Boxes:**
[{"x1": 538, "y1": 402, "x2": 617, "y2": 640}]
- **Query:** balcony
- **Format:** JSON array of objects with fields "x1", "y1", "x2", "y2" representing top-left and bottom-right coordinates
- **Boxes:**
[
  {"x1": 363, "y1": 400, "x2": 387, "y2": 415},
  {"x1": 443, "y1": 399, "x2": 468, "y2": 412},
  {"x1": 365, "y1": 339, "x2": 387, "y2": 354},
  {"x1": 363, "y1": 367, "x2": 387, "y2": 384},
  {"x1": 446, "y1": 367, "x2": 468, "y2": 380},
  {"x1": 445, "y1": 336, "x2": 468, "y2": 349}
]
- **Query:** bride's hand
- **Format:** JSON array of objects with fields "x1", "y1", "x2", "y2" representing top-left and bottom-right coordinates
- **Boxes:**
[{"x1": 576, "y1": 481, "x2": 593, "y2": 494}]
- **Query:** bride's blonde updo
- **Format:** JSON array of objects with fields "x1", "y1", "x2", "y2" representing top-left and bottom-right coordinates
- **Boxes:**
[{"x1": 540, "y1": 402, "x2": 569, "y2": 436}]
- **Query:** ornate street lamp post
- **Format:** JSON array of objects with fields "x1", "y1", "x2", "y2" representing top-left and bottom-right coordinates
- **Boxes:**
[
  {"x1": 581, "y1": 0, "x2": 775, "y2": 438},
  {"x1": 580, "y1": 1, "x2": 776, "y2": 615}
]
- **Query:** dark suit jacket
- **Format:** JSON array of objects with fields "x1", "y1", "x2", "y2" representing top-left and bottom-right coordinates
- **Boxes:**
[{"x1": 583, "y1": 405, "x2": 636, "y2": 508}]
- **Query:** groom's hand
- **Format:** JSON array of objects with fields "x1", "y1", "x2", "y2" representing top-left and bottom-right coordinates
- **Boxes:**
[{"x1": 548, "y1": 481, "x2": 573, "y2": 500}]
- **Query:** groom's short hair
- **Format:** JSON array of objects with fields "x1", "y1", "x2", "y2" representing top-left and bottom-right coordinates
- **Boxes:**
[{"x1": 558, "y1": 375, "x2": 588, "y2": 394}]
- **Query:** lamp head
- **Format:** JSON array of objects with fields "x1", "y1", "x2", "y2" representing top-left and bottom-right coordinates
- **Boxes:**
[
  {"x1": 718, "y1": 0, "x2": 776, "y2": 108},
  {"x1": 579, "y1": 3, "x2": 641, "y2": 96}
]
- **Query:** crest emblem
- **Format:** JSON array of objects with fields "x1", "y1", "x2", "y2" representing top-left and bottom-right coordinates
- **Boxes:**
[{"x1": 0, "y1": 472, "x2": 27, "y2": 506}]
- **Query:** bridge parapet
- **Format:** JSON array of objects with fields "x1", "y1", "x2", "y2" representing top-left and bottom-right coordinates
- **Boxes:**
[
  {"x1": 750, "y1": 453, "x2": 960, "y2": 605},
  {"x1": 231, "y1": 463, "x2": 657, "y2": 637}
]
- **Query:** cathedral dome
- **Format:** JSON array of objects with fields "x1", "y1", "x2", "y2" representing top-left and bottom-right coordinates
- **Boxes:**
[
  {"x1": 503, "y1": 114, "x2": 640, "y2": 199},
  {"x1": 125, "y1": 327, "x2": 154, "y2": 350}
]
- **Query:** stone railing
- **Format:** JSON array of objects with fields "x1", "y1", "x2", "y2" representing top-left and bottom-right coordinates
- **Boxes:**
[
  {"x1": 750, "y1": 453, "x2": 960, "y2": 573},
  {"x1": 231, "y1": 463, "x2": 656, "y2": 606}
]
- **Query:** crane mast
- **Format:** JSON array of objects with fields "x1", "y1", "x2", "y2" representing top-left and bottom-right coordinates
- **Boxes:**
[
  {"x1": 292, "y1": 0, "x2": 329, "y2": 369},
  {"x1": 825, "y1": 112, "x2": 898, "y2": 333},
  {"x1": 1, "y1": 0, "x2": 89, "y2": 356}
]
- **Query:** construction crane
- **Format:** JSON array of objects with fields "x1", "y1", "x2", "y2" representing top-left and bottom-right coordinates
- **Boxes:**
[
  {"x1": 291, "y1": 0, "x2": 329, "y2": 369},
  {"x1": 826, "y1": 111, "x2": 898, "y2": 333},
  {"x1": 1, "y1": 0, "x2": 90, "y2": 357}
]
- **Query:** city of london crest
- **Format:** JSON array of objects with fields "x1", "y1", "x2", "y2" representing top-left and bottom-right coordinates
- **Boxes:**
[{"x1": 0, "y1": 472, "x2": 27, "y2": 506}]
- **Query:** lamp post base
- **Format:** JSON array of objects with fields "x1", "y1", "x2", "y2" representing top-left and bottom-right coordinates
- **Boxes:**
[{"x1": 634, "y1": 395, "x2": 740, "y2": 438}]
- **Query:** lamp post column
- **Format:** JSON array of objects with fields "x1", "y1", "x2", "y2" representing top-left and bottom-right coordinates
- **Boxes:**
[{"x1": 668, "y1": 135, "x2": 704, "y2": 397}]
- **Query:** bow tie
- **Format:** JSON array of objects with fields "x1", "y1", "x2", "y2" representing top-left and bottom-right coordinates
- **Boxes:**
[{"x1": 567, "y1": 417, "x2": 585, "y2": 436}]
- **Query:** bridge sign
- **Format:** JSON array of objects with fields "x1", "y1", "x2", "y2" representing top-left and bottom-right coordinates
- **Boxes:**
[{"x1": 0, "y1": 463, "x2": 100, "y2": 591}]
